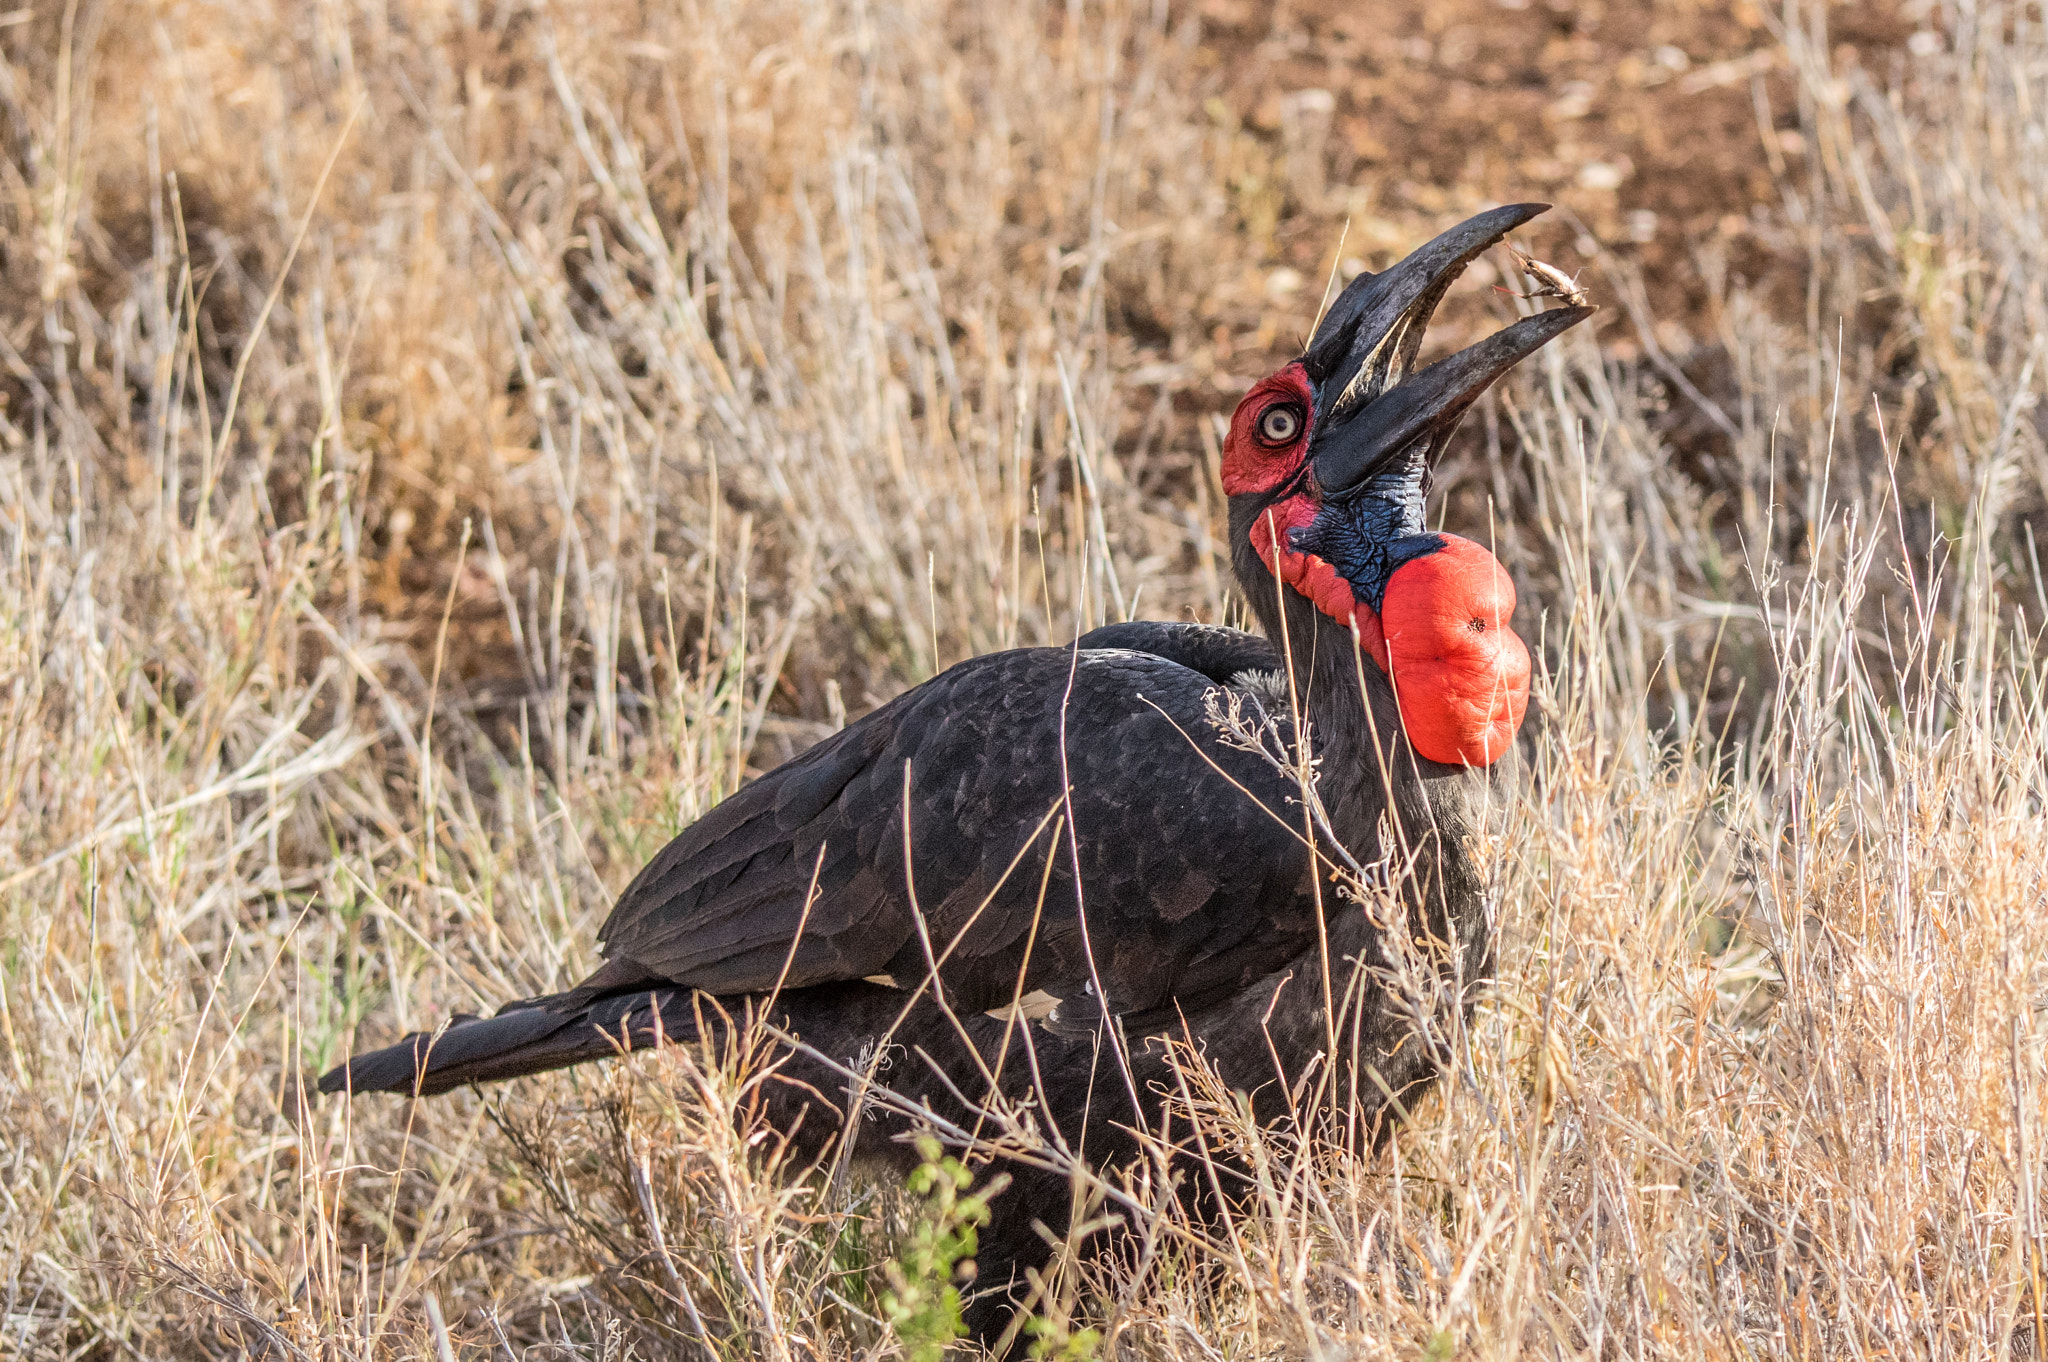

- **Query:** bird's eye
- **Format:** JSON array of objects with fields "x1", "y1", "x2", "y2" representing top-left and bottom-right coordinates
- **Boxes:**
[{"x1": 1258, "y1": 405, "x2": 1302, "y2": 445}]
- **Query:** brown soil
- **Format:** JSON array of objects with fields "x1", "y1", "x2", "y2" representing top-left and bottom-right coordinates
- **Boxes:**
[{"x1": 1195, "y1": 0, "x2": 1912, "y2": 342}]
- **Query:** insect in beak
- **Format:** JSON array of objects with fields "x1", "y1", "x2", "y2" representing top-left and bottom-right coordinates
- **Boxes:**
[{"x1": 1494, "y1": 240, "x2": 1592, "y2": 309}]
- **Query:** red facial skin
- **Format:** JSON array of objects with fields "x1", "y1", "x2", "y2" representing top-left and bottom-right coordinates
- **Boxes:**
[
  {"x1": 1221, "y1": 364, "x2": 1385, "y2": 647},
  {"x1": 1219, "y1": 364, "x2": 1315, "y2": 498},
  {"x1": 1222, "y1": 365, "x2": 1530, "y2": 767}
]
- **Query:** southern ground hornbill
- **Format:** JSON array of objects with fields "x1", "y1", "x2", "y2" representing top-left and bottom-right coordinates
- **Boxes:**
[{"x1": 322, "y1": 203, "x2": 1590, "y2": 1343}]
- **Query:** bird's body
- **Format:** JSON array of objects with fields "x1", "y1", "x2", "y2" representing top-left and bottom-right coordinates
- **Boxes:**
[
  {"x1": 331, "y1": 616, "x2": 1494, "y2": 1343},
  {"x1": 322, "y1": 204, "x2": 1593, "y2": 1346},
  {"x1": 589, "y1": 629, "x2": 1323, "y2": 1018}
]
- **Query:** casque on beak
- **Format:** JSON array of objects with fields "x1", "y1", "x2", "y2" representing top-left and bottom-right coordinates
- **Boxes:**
[{"x1": 1304, "y1": 203, "x2": 1595, "y2": 499}]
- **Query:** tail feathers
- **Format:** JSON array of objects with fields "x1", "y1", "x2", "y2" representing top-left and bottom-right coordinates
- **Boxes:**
[{"x1": 318, "y1": 987, "x2": 695, "y2": 1097}]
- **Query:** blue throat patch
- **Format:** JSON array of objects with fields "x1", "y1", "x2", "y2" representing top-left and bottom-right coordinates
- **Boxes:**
[{"x1": 1295, "y1": 455, "x2": 1443, "y2": 611}]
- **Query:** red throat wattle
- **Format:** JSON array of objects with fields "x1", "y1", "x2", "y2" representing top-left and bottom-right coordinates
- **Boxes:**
[
  {"x1": 1377, "y1": 536, "x2": 1530, "y2": 766},
  {"x1": 1223, "y1": 366, "x2": 1530, "y2": 768}
]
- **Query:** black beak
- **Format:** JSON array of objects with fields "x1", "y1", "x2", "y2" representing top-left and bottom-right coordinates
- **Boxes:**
[{"x1": 1304, "y1": 204, "x2": 1594, "y2": 498}]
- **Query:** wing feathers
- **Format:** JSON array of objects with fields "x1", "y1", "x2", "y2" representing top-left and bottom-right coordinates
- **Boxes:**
[{"x1": 591, "y1": 633, "x2": 1317, "y2": 1014}]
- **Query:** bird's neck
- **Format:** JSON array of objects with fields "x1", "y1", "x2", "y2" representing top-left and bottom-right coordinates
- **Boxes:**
[
  {"x1": 1250, "y1": 590, "x2": 1415, "y2": 837},
  {"x1": 1258, "y1": 585, "x2": 1496, "y2": 1000},
  {"x1": 1234, "y1": 505, "x2": 1490, "y2": 833}
]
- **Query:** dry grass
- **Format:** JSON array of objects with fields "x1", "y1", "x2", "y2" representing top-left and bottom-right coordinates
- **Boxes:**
[{"x1": 5, "y1": 0, "x2": 2048, "y2": 1357}]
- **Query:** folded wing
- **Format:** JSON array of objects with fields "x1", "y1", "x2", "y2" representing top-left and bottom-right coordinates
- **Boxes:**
[{"x1": 592, "y1": 628, "x2": 1316, "y2": 1016}]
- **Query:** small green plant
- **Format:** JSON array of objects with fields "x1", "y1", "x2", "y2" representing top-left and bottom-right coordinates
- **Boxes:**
[
  {"x1": 1024, "y1": 1314, "x2": 1101, "y2": 1361},
  {"x1": 882, "y1": 1137, "x2": 1010, "y2": 1362}
]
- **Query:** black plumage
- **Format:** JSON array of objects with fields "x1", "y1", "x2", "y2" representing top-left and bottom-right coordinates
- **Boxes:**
[
  {"x1": 320, "y1": 204, "x2": 1592, "y2": 1347},
  {"x1": 327, "y1": 621, "x2": 1486, "y2": 1343}
]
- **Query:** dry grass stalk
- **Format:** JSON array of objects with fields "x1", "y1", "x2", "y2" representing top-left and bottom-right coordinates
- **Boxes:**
[{"x1": 3, "y1": 0, "x2": 2046, "y2": 1357}]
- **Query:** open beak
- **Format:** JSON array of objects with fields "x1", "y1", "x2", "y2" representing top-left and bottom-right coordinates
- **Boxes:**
[{"x1": 1305, "y1": 204, "x2": 1594, "y2": 498}]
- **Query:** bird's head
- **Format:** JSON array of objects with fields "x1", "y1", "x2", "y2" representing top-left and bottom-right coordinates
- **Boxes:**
[{"x1": 1223, "y1": 203, "x2": 1592, "y2": 767}]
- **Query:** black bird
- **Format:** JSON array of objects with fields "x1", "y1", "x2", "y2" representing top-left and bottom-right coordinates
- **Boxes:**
[{"x1": 322, "y1": 203, "x2": 1590, "y2": 1344}]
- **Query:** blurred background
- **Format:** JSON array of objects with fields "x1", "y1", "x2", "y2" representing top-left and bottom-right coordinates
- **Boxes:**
[
  {"x1": 9, "y1": 1, "x2": 2048, "y2": 1357},
  {"x1": 3, "y1": 0, "x2": 1962, "y2": 747}
]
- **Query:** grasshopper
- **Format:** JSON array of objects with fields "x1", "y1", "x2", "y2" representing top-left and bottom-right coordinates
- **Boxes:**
[{"x1": 1496, "y1": 241, "x2": 1591, "y2": 308}]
